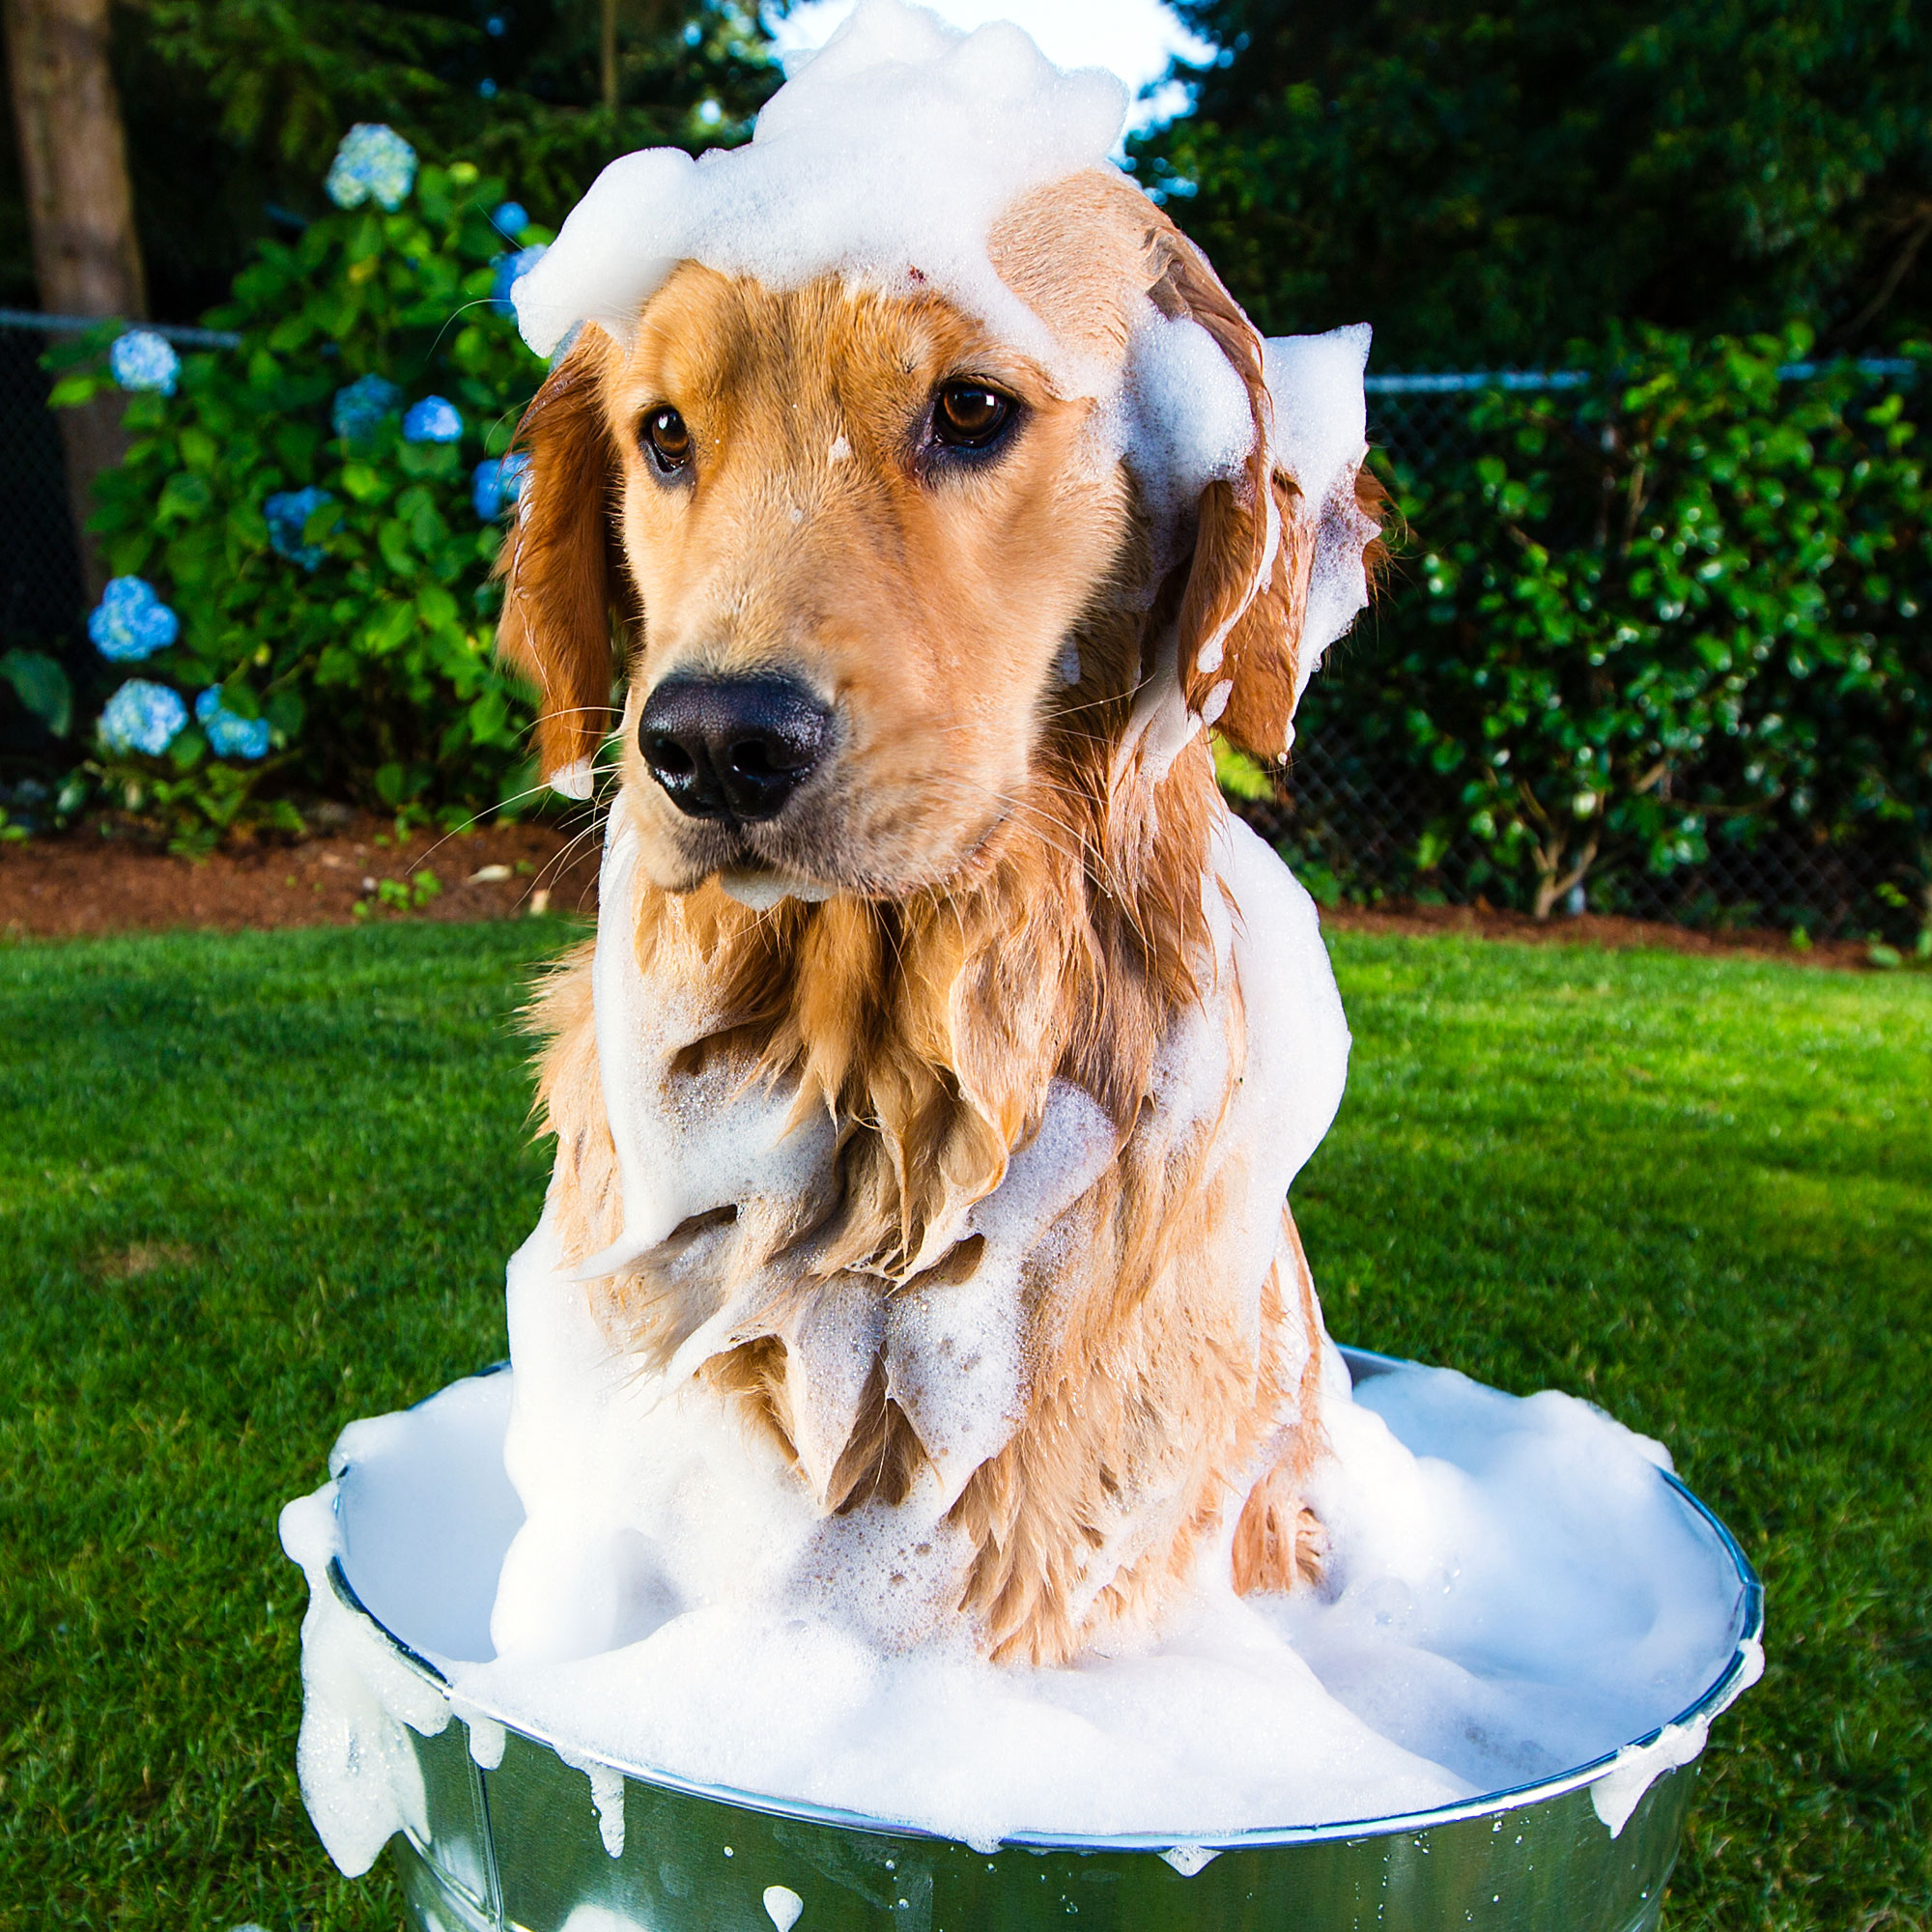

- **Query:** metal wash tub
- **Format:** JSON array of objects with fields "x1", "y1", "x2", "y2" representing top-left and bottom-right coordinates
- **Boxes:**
[{"x1": 322, "y1": 1350, "x2": 1765, "y2": 1932}]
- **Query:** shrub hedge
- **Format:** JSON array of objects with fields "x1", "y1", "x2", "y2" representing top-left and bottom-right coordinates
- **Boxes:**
[{"x1": 1294, "y1": 327, "x2": 1932, "y2": 939}]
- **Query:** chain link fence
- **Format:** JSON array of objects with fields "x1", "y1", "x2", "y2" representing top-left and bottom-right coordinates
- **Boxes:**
[
  {"x1": 1236, "y1": 729, "x2": 1902, "y2": 937},
  {"x1": 0, "y1": 320, "x2": 84, "y2": 668},
  {"x1": 1247, "y1": 366, "x2": 1923, "y2": 939},
  {"x1": 0, "y1": 317, "x2": 1918, "y2": 937}
]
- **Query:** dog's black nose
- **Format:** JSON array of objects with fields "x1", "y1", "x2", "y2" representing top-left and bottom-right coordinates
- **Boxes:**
[{"x1": 639, "y1": 674, "x2": 832, "y2": 821}]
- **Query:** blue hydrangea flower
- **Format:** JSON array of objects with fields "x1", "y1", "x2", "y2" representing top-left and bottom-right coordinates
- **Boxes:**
[
  {"x1": 403, "y1": 396, "x2": 464, "y2": 444},
  {"x1": 109, "y1": 329, "x2": 180, "y2": 396},
  {"x1": 264, "y1": 487, "x2": 338, "y2": 569},
  {"x1": 325, "y1": 124, "x2": 417, "y2": 212},
  {"x1": 491, "y1": 243, "x2": 547, "y2": 312},
  {"x1": 331, "y1": 373, "x2": 402, "y2": 441},
  {"x1": 492, "y1": 201, "x2": 529, "y2": 238},
  {"x1": 471, "y1": 452, "x2": 531, "y2": 521},
  {"x1": 195, "y1": 688, "x2": 271, "y2": 760},
  {"x1": 88, "y1": 577, "x2": 180, "y2": 661},
  {"x1": 99, "y1": 680, "x2": 186, "y2": 757}
]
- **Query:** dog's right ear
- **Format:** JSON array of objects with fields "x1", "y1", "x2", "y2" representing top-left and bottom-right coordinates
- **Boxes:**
[{"x1": 496, "y1": 328, "x2": 629, "y2": 796}]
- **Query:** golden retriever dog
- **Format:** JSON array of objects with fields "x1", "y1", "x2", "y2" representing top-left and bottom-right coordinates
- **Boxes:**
[{"x1": 486, "y1": 164, "x2": 1380, "y2": 1672}]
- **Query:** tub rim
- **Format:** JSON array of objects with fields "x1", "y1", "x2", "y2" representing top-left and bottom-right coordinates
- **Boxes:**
[{"x1": 326, "y1": 1344, "x2": 1765, "y2": 1854}]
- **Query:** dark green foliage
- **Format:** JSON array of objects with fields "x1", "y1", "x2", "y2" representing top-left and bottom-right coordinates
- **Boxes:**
[
  {"x1": 50, "y1": 161, "x2": 552, "y2": 847},
  {"x1": 1289, "y1": 331, "x2": 1932, "y2": 934},
  {"x1": 0, "y1": 922, "x2": 1924, "y2": 1926},
  {"x1": 1136, "y1": 0, "x2": 1932, "y2": 364},
  {"x1": 0, "y1": 650, "x2": 71, "y2": 739},
  {"x1": 0, "y1": 2, "x2": 780, "y2": 318}
]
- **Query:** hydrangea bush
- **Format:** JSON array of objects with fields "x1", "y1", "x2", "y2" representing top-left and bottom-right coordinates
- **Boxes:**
[{"x1": 50, "y1": 128, "x2": 554, "y2": 846}]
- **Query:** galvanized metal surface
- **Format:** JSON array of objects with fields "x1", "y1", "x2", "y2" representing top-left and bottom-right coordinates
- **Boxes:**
[
  {"x1": 330, "y1": 1349, "x2": 1763, "y2": 1932},
  {"x1": 385, "y1": 1719, "x2": 1694, "y2": 1932}
]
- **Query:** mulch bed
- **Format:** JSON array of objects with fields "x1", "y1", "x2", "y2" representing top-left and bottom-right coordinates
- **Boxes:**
[
  {"x1": 0, "y1": 813, "x2": 603, "y2": 940},
  {"x1": 0, "y1": 813, "x2": 1873, "y2": 968},
  {"x1": 1319, "y1": 897, "x2": 1873, "y2": 970}
]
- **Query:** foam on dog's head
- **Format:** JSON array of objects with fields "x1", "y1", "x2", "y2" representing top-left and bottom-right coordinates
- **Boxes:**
[
  {"x1": 513, "y1": 0, "x2": 1127, "y2": 388},
  {"x1": 1263, "y1": 327, "x2": 1378, "y2": 695},
  {"x1": 508, "y1": 0, "x2": 1377, "y2": 776}
]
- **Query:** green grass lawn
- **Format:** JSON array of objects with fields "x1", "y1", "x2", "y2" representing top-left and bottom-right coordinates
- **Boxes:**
[{"x1": 1, "y1": 920, "x2": 1926, "y2": 1931}]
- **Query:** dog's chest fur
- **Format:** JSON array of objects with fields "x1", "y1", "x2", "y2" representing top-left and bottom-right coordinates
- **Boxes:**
[{"x1": 491, "y1": 800, "x2": 1350, "y2": 1667}]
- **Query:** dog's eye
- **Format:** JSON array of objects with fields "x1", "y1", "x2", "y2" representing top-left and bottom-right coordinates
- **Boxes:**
[
  {"x1": 643, "y1": 406, "x2": 693, "y2": 477},
  {"x1": 931, "y1": 382, "x2": 1014, "y2": 452}
]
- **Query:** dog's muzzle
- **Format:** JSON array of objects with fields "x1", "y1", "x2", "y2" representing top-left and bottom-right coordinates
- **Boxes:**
[{"x1": 639, "y1": 674, "x2": 832, "y2": 822}]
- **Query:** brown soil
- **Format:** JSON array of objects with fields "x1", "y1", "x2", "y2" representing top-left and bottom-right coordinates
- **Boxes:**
[
  {"x1": 0, "y1": 817, "x2": 1871, "y2": 969},
  {"x1": 1321, "y1": 896, "x2": 1872, "y2": 970},
  {"x1": 0, "y1": 814, "x2": 603, "y2": 940}
]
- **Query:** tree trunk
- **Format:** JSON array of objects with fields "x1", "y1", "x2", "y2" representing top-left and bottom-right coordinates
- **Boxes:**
[
  {"x1": 4, "y1": 0, "x2": 147, "y2": 597},
  {"x1": 600, "y1": 0, "x2": 618, "y2": 121}
]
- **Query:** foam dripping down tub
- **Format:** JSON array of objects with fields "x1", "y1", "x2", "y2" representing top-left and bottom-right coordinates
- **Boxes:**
[{"x1": 280, "y1": 1348, "x2": 1762, "y2": 1932}]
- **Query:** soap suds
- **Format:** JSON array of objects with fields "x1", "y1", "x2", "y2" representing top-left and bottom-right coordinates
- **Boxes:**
[
  {"x1": 1591, "y1": 1635, "x2": 1764, "y2": 1835},
  {"x1": 460, "y1": 1707, "x2": 507, "y2": 1770},
  {"x1": 285, "y1": 1351, "x2": 1755, "y2": 1857},
  {"x1": 1260, "y1": 327, "x2": 1378, "y2": 695},
  {"x1": 1160, "y1": 1845, "x2": 1220, "y2": 1877},
  {"x1": 513, "y1": 0, "x2": 1127, "y2": 385},
  {"x1": 1112, "y1": 310, "x2": 1257, "y2": 532},
  {"x1": 277, "y1": 1490, "x2": 452, "y2": 1878},
  {"x1": 551, "y1": 757, "x2": 596, "y2": 802}
]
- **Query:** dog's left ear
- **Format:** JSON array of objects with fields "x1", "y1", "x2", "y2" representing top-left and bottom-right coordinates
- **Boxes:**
[
  {"x1": 496, "y1": 327, "x2": 633, "y2": 797},
  {"x1": 1146, "y1": 224, "x2": 1383, "y2": 761}
]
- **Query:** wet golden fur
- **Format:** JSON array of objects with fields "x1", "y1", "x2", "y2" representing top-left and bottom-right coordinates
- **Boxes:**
[{"x1": 498, "y1": 170, "x2": 1378, "y2": 1663}]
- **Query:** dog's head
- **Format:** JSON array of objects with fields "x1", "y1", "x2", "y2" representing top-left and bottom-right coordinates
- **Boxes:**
[{"x1": 498, "y1": 167, "x2": 1374, "y2": 901}]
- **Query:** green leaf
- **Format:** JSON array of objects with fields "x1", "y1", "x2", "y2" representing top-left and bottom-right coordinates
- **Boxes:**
[
  {"x1": 415, "y1": 583, "x2": 460, "y2": 630},
  {"x1": 157, "y1": 471, "x2": 214, "y2": 522},
  {"x1": 47, "y1": 373, "x2": 108, "y2": 410},
  {"x1": 378, "y1": 520, "x2": 416, "y2": 576},
  {"x1": 339, "y1": 462, "x2": 389, "y2": 504},
  {"x1": 0, "y1": 650, "x2": 73, "y2": 736}
]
